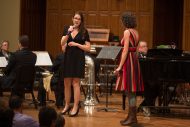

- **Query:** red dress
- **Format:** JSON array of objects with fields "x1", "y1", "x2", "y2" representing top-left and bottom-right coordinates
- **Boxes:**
[{"x1": 115, "y1": 30, "x2": 144, "y2": 92}]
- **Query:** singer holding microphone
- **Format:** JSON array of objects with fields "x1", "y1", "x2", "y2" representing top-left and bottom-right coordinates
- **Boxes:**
[{"x1": 60, "y1": 11, "x2": 91, "y2": 117}]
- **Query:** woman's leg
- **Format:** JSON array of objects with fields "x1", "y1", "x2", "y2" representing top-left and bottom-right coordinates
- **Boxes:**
[
  {"x1": 70, "y1": 78, "x2": 80, "y2": 113},
  {"x1": 128, "y1": 92, "x2": 136, "y2": 107},
  {"x1": 62, "y1": 78, "x2": 72, "y2": 112},
  {"x1": 121, "y1": 92, "x2": 137, "y2": 126}
]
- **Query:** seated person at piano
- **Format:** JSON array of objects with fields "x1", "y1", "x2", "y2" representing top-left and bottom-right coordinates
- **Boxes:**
[
  {"x1": 0, "y1": 35, "x2": 37, "y2": 96},
  {"x1": 137, "y1": 41, "x2": 148, "y2": 58},
  {"x1": 137, "y1": 41, "x2": 160, "y2": 113},
  {"x1": 0, "y1": 40, "x2": 13, "y2": 61}
]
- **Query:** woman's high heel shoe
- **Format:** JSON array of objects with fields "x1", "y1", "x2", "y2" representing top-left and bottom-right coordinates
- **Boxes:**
[
  {"x1": 69, "y1": 106, "x2": 80, "y2": 117},
  {"x1": 61, "y1": 107, "x2": 71, "y2": 115}
]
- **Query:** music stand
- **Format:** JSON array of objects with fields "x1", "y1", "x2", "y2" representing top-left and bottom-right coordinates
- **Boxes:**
[
  {"x1": 33, "y1": 51, "x2": 54, "y2": 104},
  {"x1": 96, "y1": 46, "x2": 122, "y2": 112}
]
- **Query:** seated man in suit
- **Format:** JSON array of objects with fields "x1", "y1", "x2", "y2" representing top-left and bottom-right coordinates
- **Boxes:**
[
  {"x1": 0, "y1": 40, "x2": 12, "y2": 61},
  {"x1": 38, "y1": 106, "x2": 57, "y2": 127},
  {"x1": 0, "y1": 98, "x2": 14, "y2": 127},
  {"x1": 50, "y1": 46, "x2": 66, "y2": 108},
  {"x1": 38, "y1": 44, "x2": 74, "y2": 107},
  {"x1": 9, "y1": 95, "x2": 39, "y2": 127},
  {"x1": 0, "y1": 35, "x2": 37, "y2": 96}
]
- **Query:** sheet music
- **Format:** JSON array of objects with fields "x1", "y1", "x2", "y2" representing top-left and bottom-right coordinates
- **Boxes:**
[
  {"x1": 33, "y1": 51, "x2": 53, "y2": 66},
  {"x1": 0, "y1": 57, "x2": 8, "y2": 67}
]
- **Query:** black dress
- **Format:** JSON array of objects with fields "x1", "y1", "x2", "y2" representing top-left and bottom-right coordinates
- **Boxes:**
[{"x1": 63, "y1": 26, "x2": 90, "y2": 78}]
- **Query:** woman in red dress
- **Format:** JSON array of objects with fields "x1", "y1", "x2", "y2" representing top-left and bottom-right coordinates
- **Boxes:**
[{"x1": 114, "y1": 12, "x2": 144, "y2": 126}]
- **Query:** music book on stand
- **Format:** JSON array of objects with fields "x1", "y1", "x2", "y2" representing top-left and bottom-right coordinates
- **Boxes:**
[
  {"x1": 33, "y1": 51, "x2": 53, "y2": 66},
  {"x1": 0, "y1": 57, "x2": 8, "y2": 67},
  {"x1": 96, "y1": 46, "x2": 122, "y2": 60}
]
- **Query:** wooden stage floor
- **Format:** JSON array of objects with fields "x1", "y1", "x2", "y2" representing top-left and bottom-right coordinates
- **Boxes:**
[{"x1": 1, "y1": 92, "x2": 190, "y2": 127}]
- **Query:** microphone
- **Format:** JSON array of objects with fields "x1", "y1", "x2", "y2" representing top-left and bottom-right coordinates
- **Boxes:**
[{"x1": 67, "y1": 25, "x2": 75, "y2": 35}]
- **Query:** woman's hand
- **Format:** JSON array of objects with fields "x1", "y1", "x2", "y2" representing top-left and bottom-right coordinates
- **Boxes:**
[
  {"x1": 68, "y1": 25, "x2": 75, "y2": 33},
  {"x1": 114, "y1": 67, "x2": 122, "y2": 75},
  {"x1": 68, "y1": 42, "x2": 78, "y2": 47}
]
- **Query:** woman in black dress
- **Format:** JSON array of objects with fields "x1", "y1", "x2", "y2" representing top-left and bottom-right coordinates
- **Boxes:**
[{"x1": 60, "y1": 11, "x2": 91, "y2": 117}]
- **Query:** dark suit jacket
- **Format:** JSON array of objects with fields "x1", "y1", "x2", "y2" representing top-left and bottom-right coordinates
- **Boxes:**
[
  {"x1": 1, "y1": 48, "x2": 37, "y2": 88},
  {"x1": 51, "y1": 53, "x2": 65, "y2": 82}
]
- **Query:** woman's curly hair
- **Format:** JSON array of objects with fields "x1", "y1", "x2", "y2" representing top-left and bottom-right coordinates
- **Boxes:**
[{"x1": 121, "y1": 12, "x2": 137, "y2": 28}]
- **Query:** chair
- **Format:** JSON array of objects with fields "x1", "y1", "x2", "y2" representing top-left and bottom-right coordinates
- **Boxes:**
[{"x1": 11, "y1": 65, "x2": 38, "y2": 109}]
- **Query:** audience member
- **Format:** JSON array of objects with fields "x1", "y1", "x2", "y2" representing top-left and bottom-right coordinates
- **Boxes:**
[
  {"x1": 38, "y1": 106, "x2": 57, "y2": 127},
  {"x1": 9, "y1": 95, "x2": 39, "y2": 127},
  {"x1": 0, "y1": 35, "x2": 37, "y2": 97},
  {"x1": 55, "y1": 114, "x2": 65, "y2": 127},
  {"x1": 0, "y1": 98, "x2": 14, "y2": 127}
]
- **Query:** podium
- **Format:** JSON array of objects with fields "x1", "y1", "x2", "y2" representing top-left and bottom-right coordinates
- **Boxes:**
[{"x1": 96, "y1": 46, "x2": 122, "y2": 112}]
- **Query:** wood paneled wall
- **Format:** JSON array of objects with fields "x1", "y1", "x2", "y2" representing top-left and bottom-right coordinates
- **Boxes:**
[
  {"x1": 183, "y1": 0, "x2": 190, "y2": 50},
  {"x1": 46, "y1": 0, "x2": 153, "y2": 57}
]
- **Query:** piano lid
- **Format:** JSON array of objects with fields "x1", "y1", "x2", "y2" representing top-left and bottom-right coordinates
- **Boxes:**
[{"x1": 147, "y1": 49, "x2": 183, "y2": 57}]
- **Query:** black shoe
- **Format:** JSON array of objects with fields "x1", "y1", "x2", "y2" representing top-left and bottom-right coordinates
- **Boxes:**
[
  {"x1": 69, "y1": 106, "x2": 80, "y2": 117},
  {"x1": 61, "y1": 107, "x2": 71, "y2": 115}
]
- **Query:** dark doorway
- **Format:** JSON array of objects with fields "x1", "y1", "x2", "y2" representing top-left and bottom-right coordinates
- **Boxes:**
[
  {"x1": 20, "y1": 0, "x2": 46, "y2": 51},
  {"x1": 153, "y1": 0, "x2": 183, "y2": 49}
]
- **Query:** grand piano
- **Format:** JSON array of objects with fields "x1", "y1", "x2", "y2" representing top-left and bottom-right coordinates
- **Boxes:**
[{"x1": 140, "y1": 48, "x2": 190, "y2": 111}]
